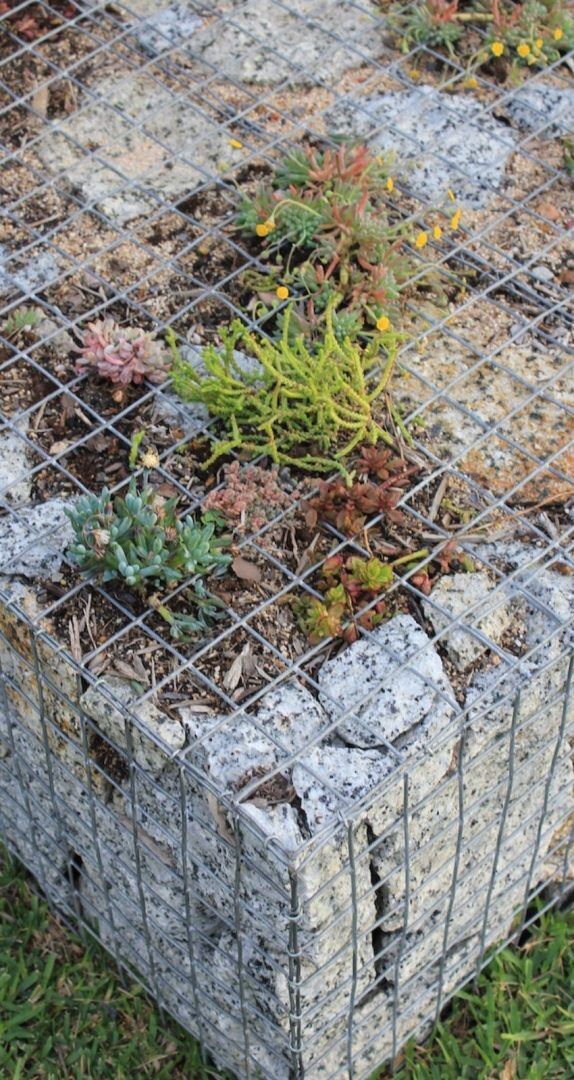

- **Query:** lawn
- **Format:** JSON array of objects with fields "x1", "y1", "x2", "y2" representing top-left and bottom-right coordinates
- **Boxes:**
[{"x1": 0, "y1": 849, "x2": 572, "y2": 1079}]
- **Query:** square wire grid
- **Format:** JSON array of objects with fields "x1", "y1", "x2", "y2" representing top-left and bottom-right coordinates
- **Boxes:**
[{"x1": 0, "y1": 2, "x2": 573, "y2": 1078}]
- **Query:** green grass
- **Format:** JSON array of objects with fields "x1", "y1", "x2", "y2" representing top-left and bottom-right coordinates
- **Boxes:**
[
  {"x1": 0, "y1": 850, "x2": 219, "y2": 1079},
  {"x1": 393, "y1": 904, "x2": 574, "y2": 1080},
  {"x1": 1, "y1": 848, "x2": 572, "y2": 1079}
]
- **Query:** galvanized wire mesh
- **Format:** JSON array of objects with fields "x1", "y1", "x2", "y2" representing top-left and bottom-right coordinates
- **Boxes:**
[{"x1": 0, "y1": 1, "x2": 573, "y2": 1077}]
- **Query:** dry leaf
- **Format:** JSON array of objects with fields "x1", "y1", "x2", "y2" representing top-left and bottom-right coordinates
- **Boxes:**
[
  {"x1": 223, "y1": 642, "x2": 253, "y2": 691},
  {"x1": 223, "y1": 652, "x2": 245, "y2": 692},
  {"x1": 232, "y1": 555, "x2": 262, "y2": 583},
  {"x1": 207, "y1": 793, "x2": 234, "y2": 842},
  {"x1": 49, "y1": 439, "x2": 70, "y2": 456},
  {"x1": 113, "y1": 658, "x2": 150, "y2": 686},
  {"x1": 536, "y1": 201, "x2": 561, "y2": 222},
  {"x1": 31, "y1": 84, "x2": 49, "y2": 118},
  {"x1": 156, "y1": 482, "x2": 180, "y2": 498},
  {"x1": 68, "y1": 616, "x2": 82, "y2": 663},
  {"x1": 91, "y1": 432, "x2": 112, "y2": 453},
  {"x1": 87, "y1": 652, "x2": 109, "y2": 675}
]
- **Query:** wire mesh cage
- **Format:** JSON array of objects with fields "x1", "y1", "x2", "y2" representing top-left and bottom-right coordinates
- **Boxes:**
[{"x1": 0, "y1": 1, "x2": 573, "y2": 1077}]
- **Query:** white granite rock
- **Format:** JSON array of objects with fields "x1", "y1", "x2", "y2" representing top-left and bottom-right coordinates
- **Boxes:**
[
  {"x1": 254, "y1": 679, "x2": 329, "y2": 755},
  {"x1": 293, "y1": 745, "x2": 394, "y2": 833},
  {"x1": 0, "y1": 245, "x2": 61, "y2": 298},
  {"x1": 0, "y1": 498, "x2": 74, "y2": 577},
  {"x1": 503, "y1": 82, "x2": 574, "y2": 139},
  {"x1": 193, "y1": 0, "x2": 383, "y2": 86},
  {"x1": 81, "y1": 678, "x2": 187, "y2": 777},
  {"x1": 78, "y1": 867, "x2": 292, "y2": 1077},
  {"x1": 134, "y1": 2, "x2": 201, "y2": 56},
  {"x1": 423, "y1": 571, "x2": 514, "y2": 669},
  {"x1": 35, "y1": 73, "x2": 231, "y2": 223},
  {"x1": 182, "y1": 707, "x2": 279, "y2": 793},
  {"x1": 151, "y1": 389, "x2": 209, "y2": 432},
  {"x1": 0, "y1": 423, "x2": 32, "y2": 507},
  {"x1": 33, "y1": 312, "x2": 76, "y2": 355},
  {"x1": 326, "y1": 87, "x2": 517, "y2": 207},
  {"x1": 318, "y1": 613, "x2": 455, "y2": 749}
]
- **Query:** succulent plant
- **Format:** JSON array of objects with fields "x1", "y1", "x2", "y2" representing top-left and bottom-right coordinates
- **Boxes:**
[
  {"x1": 170, "y1": 302, "x2": 400, "y2": 474},
  {"x1": 295, "y1": 553, "x2": 394, "y2": 644},
  {"x1": 303, "y1": 451, "x2": 418, "y2": 537},
  {"x1": 66, "y1": 480, "x2": 231, "y2": 637},
  {"x1": 390, "y1": 0, "x2": 574, "y2": 72},
  {"x1": 203, "y1": 461, "x2": 297, "y2": 536},
  {"x1": 236, "y1": 142, "x2": 414, "y2": 337},
  {"x1": 76, "y1": 319, "x2": 171, "y2": 386}
]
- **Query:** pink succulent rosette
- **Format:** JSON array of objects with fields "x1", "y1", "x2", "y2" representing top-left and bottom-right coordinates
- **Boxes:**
[{"x1": 76, "y1": 319, "x2": 170, "y2": 385}]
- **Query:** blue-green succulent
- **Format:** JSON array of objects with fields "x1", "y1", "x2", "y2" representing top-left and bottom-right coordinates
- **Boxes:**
[{"x1": 66, "y1": 480, "x2": 231, "y2": 637}]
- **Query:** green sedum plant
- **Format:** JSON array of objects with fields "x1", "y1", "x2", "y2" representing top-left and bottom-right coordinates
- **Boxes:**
[
  {"x1": 2, "y1": 307, "x2": 39, "y2": 339},
  {"x1": 296, "y1": 545, "x2": 430, "y2": 643},
  {"x1": 295, "y1": 553, "x2": 394, "y2": 644},
  {"x1": 170, "y1": 304, "x2": 402, "y2": 474},
  {"x1": 66, "y1": 479, "x2": 231, "y2": 638}
]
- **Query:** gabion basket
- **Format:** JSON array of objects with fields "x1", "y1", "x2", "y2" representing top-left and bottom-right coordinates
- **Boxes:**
[{"x1": 0, "y1": 1, "x2": 573, "y2": 1077}]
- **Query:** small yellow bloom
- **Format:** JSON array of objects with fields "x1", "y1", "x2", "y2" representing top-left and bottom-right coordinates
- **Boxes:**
[
  {"x1": 517, "y1": 42, "x2": 530, "y2": 58},
  {"x1": 140, "y1": 450, "x2": 160, "y2": 469},
  {"x1": 554, "y1": 27, "x2": 564, "y2": 41},
  {"x1": 376, "y1": 315, "x2": 390, "y2": 332},
  {"x1": 255, "y1": 220, "x2": 274, "y2": 237},
  {"x1": 386, "y1": 176, "x2": 394, "y2": 193},
  {"x1": 450, "y1": 208, "x2": 462, "y2": 231},
  {"x1": 433, "y1": 225, "x2": 442, "y2": 240},
  {"x1": 415, "y1": 231, "x2": 428, "y2": 249},
  {"x1": 229, "y1": 138, "x2": 243, "y2": 149},
  {"x1": 465, "y1": 76, "x2": 478, "y2": 89},
  {"x1": 535, "y1": 37, "x2": 543, "y2": 49},
  {"x1": 491, "y1": 41, "x2": 504, "y2": 57},
  {"x1": 276, "y1": 285, "x2": 289, "y2": 300}
]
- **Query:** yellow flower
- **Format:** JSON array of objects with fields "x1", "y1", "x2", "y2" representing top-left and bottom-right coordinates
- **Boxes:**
[
  {"x1": 229, "y1": 138, "x2": 243, "y2": 149},
  {"x1": 465, "y1": 76, "x2": 478, "y2": 89},
  {"x1": 450, "y1": 208, "x2": 462, "y2": 231},
  {"x1": 517, "y1": 42, "x2": 530, "y2": 57},
  {"x1": 433, "y1": 225, "x2": 442, "y2": 240},
  {"x1": 491, "y1": 41, "x2": 504, "y2": 57},
  {"x1": 376, "y1": 315, "x2": 390, "y2": 332},
  {"x1": 415, "y1": 231, "x2": 428, "y2": 249},
  {"x1": 386, "y1": 176, "x2": 394, "y2": 193},
  {"x1": 554, "y1": 27, "x2": 564, "y2": 41},
  {"x1": 276, "y1": 285, "x2": 289, "y2": 300},
  {"x1": 535, "y1": 37, "x2": 543, "y2": 49},
  {"x1": 255, "y1": 220, "x2": 274, "y2": 237},
  {"x1": 140, "y1": 450, "x2": 160, "y2": 469}
]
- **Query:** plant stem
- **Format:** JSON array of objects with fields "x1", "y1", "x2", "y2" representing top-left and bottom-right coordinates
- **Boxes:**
[{"x1": 391, "y1": 547, "x2": 429, "y2": 568}]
